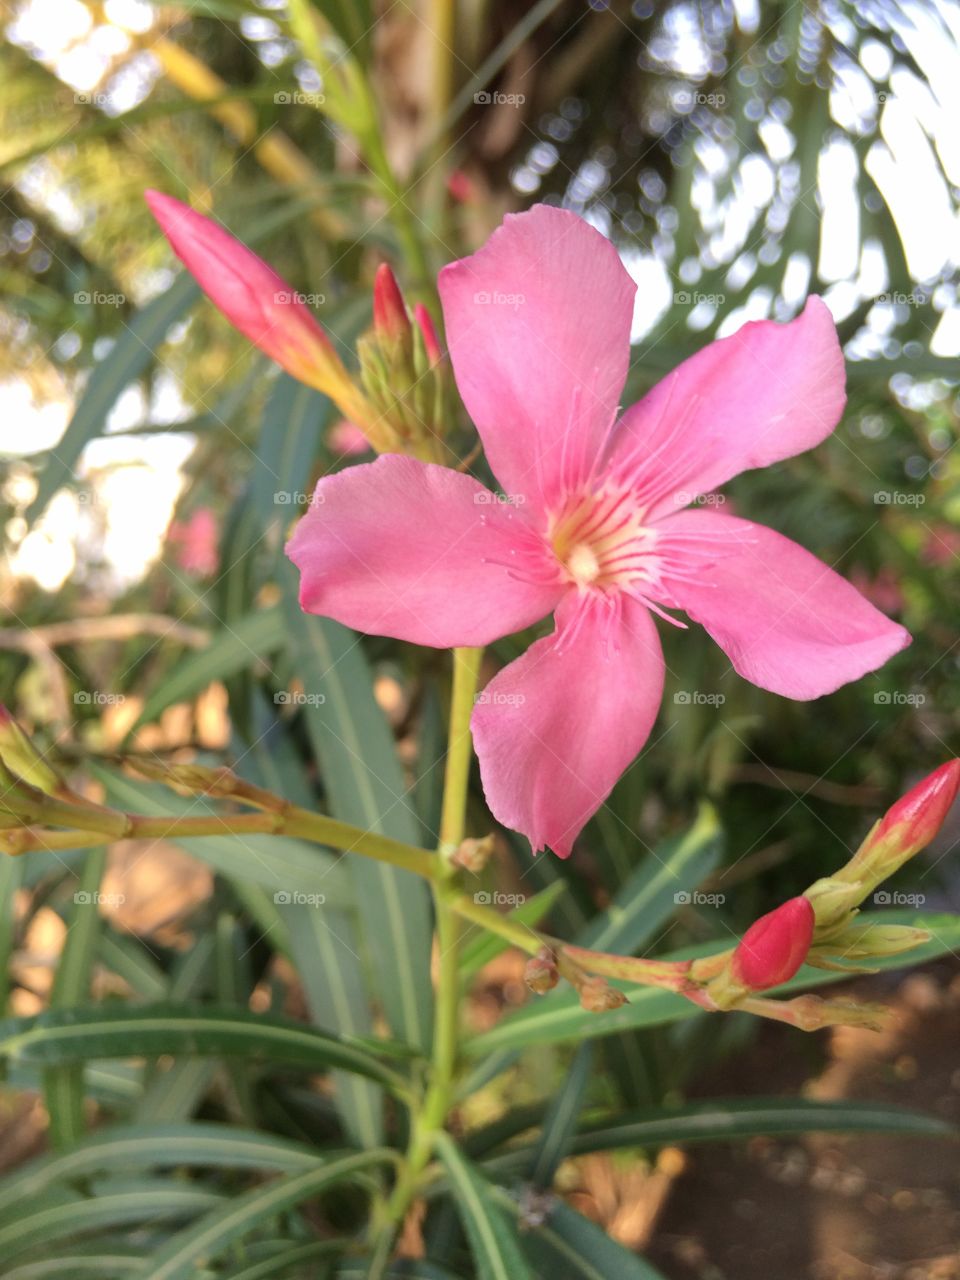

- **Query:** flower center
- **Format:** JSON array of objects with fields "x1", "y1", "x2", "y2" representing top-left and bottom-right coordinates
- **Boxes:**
[{"x1": 549, "y1": 488, "x2": 655, "y2": 592}]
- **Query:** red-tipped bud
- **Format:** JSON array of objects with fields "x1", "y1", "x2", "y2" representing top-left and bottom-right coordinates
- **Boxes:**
[
  {"x1": 446, "y1": 170, "x2": 474, "y2": 204},
  {"x1": 414, "y1": 303, "x2": 442, "y2": 365},
  {"x1": 731, "y1": 897, "x2": 815, "y2": 992},
  {"x1": 145, "y1": 190, "x2": 347, "y2": 394},
  {"x1": 876, "y1": 759, "x2": 960, "y2": 852},
  {"x1": 372, "y1": 263, "x2": 411, "y2": 344}
]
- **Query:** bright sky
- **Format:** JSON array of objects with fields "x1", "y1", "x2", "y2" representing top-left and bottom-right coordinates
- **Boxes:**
[{"x1": 2, "y1": 0, "x2": 958, "y2": 593}]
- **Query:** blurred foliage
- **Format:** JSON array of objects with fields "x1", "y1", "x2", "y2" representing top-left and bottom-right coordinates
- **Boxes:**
[{"x1": 0, "y1": 0, "x2": 959, "y2": 1274}]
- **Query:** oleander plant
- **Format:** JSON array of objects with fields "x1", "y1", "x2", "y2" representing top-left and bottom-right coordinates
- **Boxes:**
[{"x1": 1, "y1": 1, "x2": 959, "y2": 1277}]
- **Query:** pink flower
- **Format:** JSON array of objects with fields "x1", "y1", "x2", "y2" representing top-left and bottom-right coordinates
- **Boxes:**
[
  {"x1": 168, "y1": 507, "x2": 219, "y2": 577},
  {"x1": 286, "y1": 206, "x2": 910, "y2": 856}
]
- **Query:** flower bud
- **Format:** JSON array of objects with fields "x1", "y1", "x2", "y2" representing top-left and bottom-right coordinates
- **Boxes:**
[
  {"x1": 413, "y1": 303, "x2": 442, "y2": 366},
  {"x1": 836, "y1": 760, "x2": 960, "y2": 891},
  {"x1": 822, "y1": 922, "x2": 930, "y2": 961},
  {"x1": 0, "y1": 707, "x2": 61, "y2": 795},
  {"x1": 731, "y1": 897, "x2": 815, "y2": 992},
  {"x1": 524, "y1": 946, "x2": 559, "y2": 995},
  {"x1": 145, "y1": 190, "x2": 352, "y2": 398},
  {"x1": 0, "y1": 756, "x2": 48, "y2": 825},
  {"x1": 804, "y1": 876, "x2": 862, "y2": 930},
  {"x1": 578, "y1": 975, "x2": 628, "y2": 1012},
  {"x1": 372, "y1": 264, "x2": 412, "y2": 348},
  {"x1": 876, "y1": 759, "x2": 960, "y2": 851}
]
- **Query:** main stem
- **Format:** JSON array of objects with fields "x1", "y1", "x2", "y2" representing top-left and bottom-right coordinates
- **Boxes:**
[{"x1": 381, "y1": 646, "x2": 483, "y2": 1241}]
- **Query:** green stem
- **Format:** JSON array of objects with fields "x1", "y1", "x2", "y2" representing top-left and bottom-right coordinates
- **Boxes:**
[
  {"x1": 438, "y1": 647, "x2": 484, "y2": 860},
  {"x1": 2, "y1": 805, "x2": 436, "y2": 879},
  {"x1": 379, "y1": 646, "x2": 483, "y2": 1253}
]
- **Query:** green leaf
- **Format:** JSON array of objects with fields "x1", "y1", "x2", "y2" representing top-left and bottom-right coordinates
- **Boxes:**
[
  {"x1": 0, "y1": 1004, "x2": 410, "y2": 1096},
  {"x1": 283, "y1": 592, "x2": 433, "y2": 1054},
  {"x1": 251, "y1": 374, "x2": 329, "y2": 567},
  {"x1": 27, "y1": 273, "x2": 199, "y2": 522},
  {"x1": 577, "y1": 803, "x2": 722, "y2": 953},
  {"x1": 129, "y1": 606, "x2": 286, "y2": 734},
  {"x1": 484, "y1": 1097, "x2": 952, "y2": 1178},
  {"x1": 240, "y1": 720, "x2": 385, "y2": 1150},
  {"x1": 0, "y1": 853, "x2": 24, "y2": 1010},
  {"x1": 0, "y1": 1181, "x2": 222, "y2": 1264},
  {"x1": 43, "y1": 848, "x2": 108, "y2": 1148},
  {"x1": 142, "y1": 1150, "x2": 391, "y2": 1280},
  {"x1": 491, "y1": 1191, "x2": 667, "y2": 1280},
  {"x1": 467, "y1": 913, "x2": 960, "y2": 1054},
  {"x1": 0, "y1": 1124, "x2": 321, "y2": 1215},
  {"x1": 433, "y1": 1133, "x2": 532, "y2": 1280},
  {"x1": 527, "y1": 1042, "x2": 594, "y2": 1188}
]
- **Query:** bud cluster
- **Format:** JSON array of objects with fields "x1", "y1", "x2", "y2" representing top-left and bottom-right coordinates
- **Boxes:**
[
  {"x1": 685, "y1": 760, "x2": 959, "y2": 1020},
  {"x1": 355, "y1": 264, "x2": 451, "y2": 460},
  {"x1": 146, "y1": 192, "x2": 452, "y2": 463}
]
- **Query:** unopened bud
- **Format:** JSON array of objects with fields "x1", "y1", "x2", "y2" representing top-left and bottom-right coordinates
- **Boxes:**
[
  {"x1": 145, "y1": 190, "x2": 363, "y2": 415},
  {"x1": 0, "y1": 757, "x2": 48, "y2": 825},
  {"x1": 825, "y1": 922, "x2": 931, "y2": 961},
  {"x1": 578, "y1": 975, "x2": 628, "y2": 1013},
  {"x1": 731, "y1": 897, "x2": 815, "y2": 992},
  {"x1": 835, "y1": 760, "x2": 960, "y2": 892},
  {"x1": 413, "y1": 303, "x2": 442, "y2": 366},
  {"x1": 126, "y1": 759, "x2": 238, "y2": 798},
  {"x1": 524, "y1": 947, "x2": 559, "y2": 995},
  {"x1": 876, "y1": 759, "x2": 960, "y2": 851},
  {"x1": 372, "y1": 264, "x2": 412, "y2": 347},
  {"x1": 804, "y1": 876, "x2": 862, "y2": 929},
  {"x1": 0, "y1": 707, "x2": 61, "y2": 795}
]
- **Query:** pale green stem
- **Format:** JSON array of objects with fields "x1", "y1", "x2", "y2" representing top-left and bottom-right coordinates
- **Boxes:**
[{"x1": 377, "y1": 647, "x2": 483, "y2": 1255}]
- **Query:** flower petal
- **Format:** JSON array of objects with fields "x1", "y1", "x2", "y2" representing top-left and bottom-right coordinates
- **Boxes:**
[
  {"x1": 285, "y1": 454, "x2": 561, "y2": 648},
  {"x1": 653, "y1": 510, "x2": 911, "y2": 699},
  {"x1": 607, "y1": 297, "x2": 846, "y2": 520},
  {"x1": 438, "y1": 205, "x2": 635, "y2": 513},
  {"x1": 471, "y1": 595, "x2": 664, "y2": 857}
]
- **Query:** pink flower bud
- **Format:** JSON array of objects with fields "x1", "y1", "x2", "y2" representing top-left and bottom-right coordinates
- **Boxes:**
[
  {"x1": 731, "y1": 897, "x2": 815, "y2": 992},
  {"x1": 145, "y1": 190, "x2": 345, "y2": 392},
  {"x1": 414, "y1": 303, "x2": 442, "y2": 365},
  {"x1": 446, "y1": 170, "x2": 474, "y2": 204},
  {"x1": 372, "y1": 264, "x2": 411, "y2": 343},
  {"x1": 875, "y1": 759, "x2": 960, "y2": 854}
]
